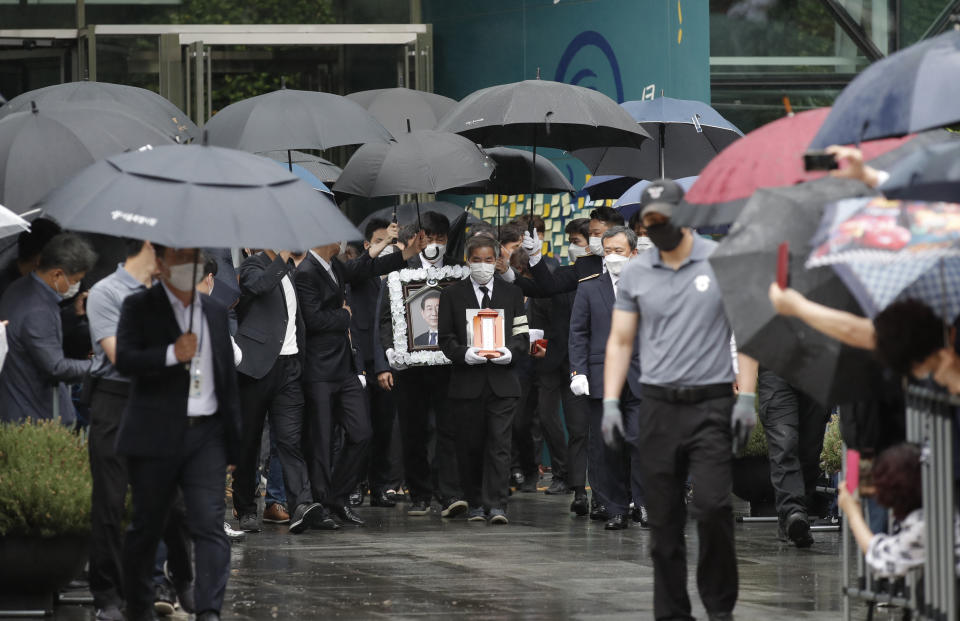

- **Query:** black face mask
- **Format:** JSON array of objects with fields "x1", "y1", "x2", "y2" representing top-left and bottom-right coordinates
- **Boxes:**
[{"x1": 645, "y1": 221, "x2": 684, "y2": 252}]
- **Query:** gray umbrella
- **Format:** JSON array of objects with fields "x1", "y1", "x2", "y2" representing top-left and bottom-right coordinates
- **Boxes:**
[
  {"x1": 442, "y1": 147, "x2": 574, "y2": 196},
  {"x1": 0, "y1": 81, "x2": 199, "y2": 143},
  {"x1": 35, "y1": 144, "x2": 361, "y2": 249},
  {"x1": 0, "y1": 102, "x2": 174, "y2": 212},
  {"x1": 709, "y1": 177, "x2": 882, "y2": 405},
  {"x1": 333, "y1": 129, "x2": 494, "y2": 197},
  {"x1": 260, "y1": 150, "x2": 342, "y2": 183},
  {"x1": 346, "y1": 87, "x2": 457, "y2": 136},
  {"x1": 205, "y1": 89, "x2": 393, "y2": 153}
]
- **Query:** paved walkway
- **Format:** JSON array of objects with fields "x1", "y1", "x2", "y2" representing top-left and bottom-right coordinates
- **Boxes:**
[{"x1": 54, "y1": 487, "x2": 873, "y2": 620}]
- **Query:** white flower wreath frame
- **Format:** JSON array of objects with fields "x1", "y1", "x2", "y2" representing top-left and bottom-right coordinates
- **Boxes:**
[{"x1": 387, "y1": 264, "x2": 470, "y2": 367}]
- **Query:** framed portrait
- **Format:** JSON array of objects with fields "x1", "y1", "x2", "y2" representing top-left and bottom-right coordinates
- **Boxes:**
[{"x1": 386, "y1": 265, "x2": 470, "y2": 367}]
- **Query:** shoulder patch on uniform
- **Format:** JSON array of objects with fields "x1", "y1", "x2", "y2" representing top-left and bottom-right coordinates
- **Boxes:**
[{"x1": 578, "y1": 273, "x2": 600, "y2": 283}]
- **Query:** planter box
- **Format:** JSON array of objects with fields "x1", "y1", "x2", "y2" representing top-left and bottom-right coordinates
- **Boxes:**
[{"x1": 0, "y1": 534, "x2": 89, "y2": 615}]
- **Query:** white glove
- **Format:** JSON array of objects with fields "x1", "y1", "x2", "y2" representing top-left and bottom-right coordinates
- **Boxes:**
[
  {"x1": 570, "y1": 374, "x2": 590, "y2": 396},
  {"x1": 385, "y1": 348, "x2": 408, "y2": 371},
  {"x1": 490, "y1": 347, "x2": 513, "y2": 365},
  {"x1": 522, "y1": 230, "x2": 542, "y2": 267},
  {"x1": 358, "y1": 374, "x2": 367, "y2": 389},
  {"x1": 465, "y1": 347, "x2": 488, "y2": 365}
]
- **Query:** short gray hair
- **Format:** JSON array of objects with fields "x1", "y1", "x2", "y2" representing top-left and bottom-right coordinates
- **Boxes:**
[
  {"x1": 37, "y1": 233, "x2": 97, "y2": 275},
  {"x1": 601, "y1": 225, "x2": 637, "y2": 251},
  {"x1": 465, "y1": 234, "x2": 500, "y2": 259}
]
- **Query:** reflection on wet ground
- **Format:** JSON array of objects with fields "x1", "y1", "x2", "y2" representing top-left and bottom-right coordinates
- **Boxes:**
[{"x1": 55, "y1": 486, "x2": 880, "y2": 619}]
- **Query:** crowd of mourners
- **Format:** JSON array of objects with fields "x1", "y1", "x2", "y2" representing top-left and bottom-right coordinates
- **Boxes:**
[{"x1": 1, "y1": 169, "x2": 958, "y2": 621}]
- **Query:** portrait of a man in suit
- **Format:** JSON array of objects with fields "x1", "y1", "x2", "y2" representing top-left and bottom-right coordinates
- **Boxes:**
[{"x1": 412, "y1": 290, "x2": 441, "y2": 348}]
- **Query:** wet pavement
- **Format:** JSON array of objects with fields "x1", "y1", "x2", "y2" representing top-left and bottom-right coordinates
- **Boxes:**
[{"x1": 46, "y1": 477, "x2": 882, "y2": 620}]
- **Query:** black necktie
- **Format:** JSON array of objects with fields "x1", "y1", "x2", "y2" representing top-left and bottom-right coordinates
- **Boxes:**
[{"x1": 480, "y1": 286, "x2": 491, "y2": 309}]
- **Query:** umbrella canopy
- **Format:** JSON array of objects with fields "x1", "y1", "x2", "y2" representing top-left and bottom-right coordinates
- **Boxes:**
[
  {"x1": 35, "y1": 144, "x2": 361, "y2": 249},
  {"x1": 357, "y1": 200, "x2": 482, "y2": 235},
  {"x1": 0, "y1": 102, "x2": 174, "y2": 212},
  {"x1": 614, "y1": 177, "x2": 697, "y2": 221},
  {"x1": 0, "y1": 203, "x2": 29, "y2": 238},
  {"x1": 571, "y1": 97, "x2": 742, "y2": 180},
  {"x1": 346, "y1": 87, "x2": 458, "y2": 136},
  {"x1": 436, "y1": 78, "x2": 649, "y2": 150},
  {"x1": 810, "y1": 30, "x2": 960, "y2": 149},
  {"x1": 807, "y1": 196, "x2": 960, "y2": 267},
  {"x1": 879, "y1": 140, "x2": 960, "y2": 202},
  {"x1": 333, "y1": 129, "x2": 494, "y2": 197},
  {"x1": 709, "y1": 178, "x2": 883, "y2": 405},
  {"x1": 267, "y1": 159, "x2": 333, "y2": 196},
  {"x1": 674, "y1": 108, "x2": 912, "y2": 228},
  {"x1": 0, "y1": 81, "x2": 199, "y2": 143},
  {"x1": 444, "y1": 147, "x2": 574, "y2": 196},
  {"x1": 580, "y1": 175, "x2": 641, "y2": 201},
  {"x1": 261, "y1": 150, "x2": 341, "y2": 183},
  {"x1": 205, "y1": 89, "x2": 393, "y2": 153}
]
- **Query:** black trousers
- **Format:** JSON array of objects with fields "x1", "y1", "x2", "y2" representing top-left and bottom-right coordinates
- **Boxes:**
[
  {"x1": 511, "y1": 372, "x2": 541, "y2": 478},
  {"x1": 637, "y1": 394, "x2": 738, "y2": 620},
  {"x1": 539, "y1": 366, "x2": 588, "y2": 486},
  {"x1": 394, "y1": 365, "x2": 461, "y2": 503},
  {"x1": 123, "y1": 417, "x2": 230, "y2": 617},
  {"x1": 451, "y1": 383, "x2": 517, "y2": 511},
  {"x1": 233, "y1": 356, "x2": 312, "y2": 515},
  {"x1": 88, "y1": 386, "x2": 192, "y2": 609},
  {"x1": 302, "y1": 374, "x2": 372, "y2": 506},
  {"x1": 587, "y1": 391, "x2": 645, "y2": 515},
  {"x1": 758, "y1": 369, "x2": 832, "y2": 521},
  {"x1": 365, "y1": 361, "x2": 402, "y2": 493}
]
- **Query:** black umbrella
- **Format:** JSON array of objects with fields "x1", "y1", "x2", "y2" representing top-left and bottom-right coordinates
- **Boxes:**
[
  {"x1": 357, "y1": 200, "x2": 481, "y2": 236},
  {"x1": 346, "y1": 87, "x2": 457, "y2": 136},
  {"x1": 878, "y1": 140, "x2": 960, "y2": 202},
  {"x1": 0, "y1": 81, "x2": 199, "y2": 143},
  {"x1": 572, "y1": 97, "x2": 742, "y2": 181},
  {"x1": 35, "y1": 143, "x2": 361, "y2": 250},
  {"x1": 0, "y1": 102, "x2": 174, "y2": 212},
  {"x1": 709, "y1": 178, "x2": 882, "y2": 405},
  {"x1": 436, "y1": 76, "x2": 649, "y2": 223},
  {"x1": 260, "y1": 150, "x2": 342, "y2": 184},
  {"x1": 205, "y1": 89, "x2": 393, "y2": 154},
  {"x1": 580, "y1": 174, "x2": 642, "y2": 201}
]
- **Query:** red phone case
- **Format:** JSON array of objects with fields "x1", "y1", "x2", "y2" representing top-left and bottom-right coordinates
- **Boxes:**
[
  {"x1": 846, "y1": 449, "x2": 860, "y2": 494},
  {"x1": 777, "y1": 242, "x2": 790, "y2": 289}
]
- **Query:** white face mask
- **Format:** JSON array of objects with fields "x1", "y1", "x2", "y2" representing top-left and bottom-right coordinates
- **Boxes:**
[
  {"x1": 588, "y1": 236, "x2": 604, "y2": 256},
  {"x1": 636, "y1": 236, "x2": 654, "y2": 252},
  {"x1": 422, "y1": 243, "x2": 446, "y2": 264},
  {"x1": 603, "y1": 253, "x2": 630, "y2": 276},
  {"x1": 56, "y1": 273, "x2": 81, "y2": 299},
  {"x1": 167, "y1": 261, "x2": 205, "y2": 291},
  {"x1": 568, "y1": 244, "x2": 588, "y2": 262},
  {"x1": 338, "y1": 240, "x2": 348, "y2": 256},
  {"x1": 470, "y1": 262, "x2": 496, "y2": 285}
]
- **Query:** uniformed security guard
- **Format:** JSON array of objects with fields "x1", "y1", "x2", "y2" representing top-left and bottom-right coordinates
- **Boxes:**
[{"x1": 602, "y1": 179, "x2": 758, "y2": 621}]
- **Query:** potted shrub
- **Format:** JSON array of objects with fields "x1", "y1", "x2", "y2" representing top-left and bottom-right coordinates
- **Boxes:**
[
  {"x1": 0, "y1": 420, "x2": 92, "y2": 614},
  {"x1": 731, "y1": 420, "x2": 777, "y2": 517}
]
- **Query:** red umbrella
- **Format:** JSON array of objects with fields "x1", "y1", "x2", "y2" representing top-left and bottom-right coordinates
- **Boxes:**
[{"x1": 673, "y1": 108, "x2": 911, "y2": 227}]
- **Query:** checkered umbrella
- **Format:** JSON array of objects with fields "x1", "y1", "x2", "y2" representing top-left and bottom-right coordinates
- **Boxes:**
[{"x1": 807, "y1": 196, "x2": 960, "y2": 321}]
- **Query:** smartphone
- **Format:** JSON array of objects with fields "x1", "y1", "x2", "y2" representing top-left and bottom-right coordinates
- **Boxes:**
[
  {"x1": 803, "y1": 150, "x2": 839, "y2": 171},
  {"x1": 845, "y1": 449, "x2": 860, "y2": 494},
  {"x1": 777, "y1": 242, "x2": 790, "y2": 289}
]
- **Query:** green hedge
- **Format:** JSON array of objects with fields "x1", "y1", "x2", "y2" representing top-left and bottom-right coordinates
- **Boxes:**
[{"x1": 0, "y1": 421, "x2": 91, "y2": 537}]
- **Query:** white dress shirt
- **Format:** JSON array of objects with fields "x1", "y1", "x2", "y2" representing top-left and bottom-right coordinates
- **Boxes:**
[
  {"x1": 310, "y1": 250, "x2": 337, "y2": 285},
  {"x1": 470, "y1": 276, "x2": 495, "y2": 307},
  {"x1": 161, "y1": 282, "x2": 218, "y2": 417},
  {"x1": 420, "y1": 255, "x2": 444, "y2": 269},
  {"x1": 278, "y1": 274, "x2": 299, "y2": 356},
  {"x1": 610, "y1": 272, "x2": 620, "y2": 298}
]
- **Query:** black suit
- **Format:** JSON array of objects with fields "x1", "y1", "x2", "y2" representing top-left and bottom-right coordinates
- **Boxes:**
[
  {"x1": 115, "y1": 284, "x2": 241, "y2": 619},
  {"x1": 518, "y1": 254, "x2": 603, "y2": 297},
  {"x1": 377, "y1": 256, "x2": 465, "y2": 505},
  {"x1": 438, "y1": 276, "x2": 527, "y2": 511},
  {"x1": 295, "y1": 249, "x2": 404, "y2": 507},
  {"x1": 231, "y1": 252, "x2": 314, "y2": 518}
]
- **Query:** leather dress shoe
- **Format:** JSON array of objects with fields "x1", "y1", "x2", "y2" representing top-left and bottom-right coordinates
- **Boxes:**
[
  {"x1": 370, "y1": 490, "x2": 397, "y2": 507},
  {"x1": 569, "y1": 495, "x2": 589, "y2": 516},
  {"x1": 781, "y1": 511, "x2": 814, "y2": 548},
  {"x1": 195, "y1": 611, "x2": 221, "y2": 621},
  {"x1": 330, "y1": 504, "x2": 365, "y2": 526},
  {"x1": 289, "y1": 502, "x2": 321, "y2": 534},
  {"x1": 238, "y1": 513, "x2": 261, "y2": 533},
  {"x1": 590, "y1": 503, "x2": 610, "y2": 521},
  {"x1": 311, "y1": 506, "x2": 341, "y2": 531},
  {"x1": 631, "y1": 505, "x2": 650, "y2": 529},
  {"x1": 604, "y1": 514, "x2": 629, "y2": 530},
  {"x1": 348, "y1": 485, "x2": 365, "y2": 507}
]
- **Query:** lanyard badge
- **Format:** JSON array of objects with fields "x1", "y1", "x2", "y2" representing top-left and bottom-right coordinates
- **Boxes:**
[{"x1": 188, "y1": 356, "x2": 203, "y2": 398}]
